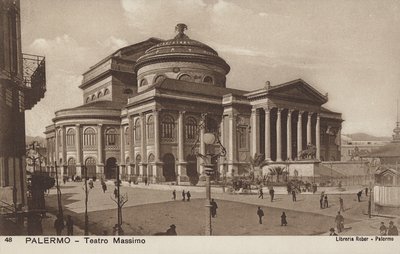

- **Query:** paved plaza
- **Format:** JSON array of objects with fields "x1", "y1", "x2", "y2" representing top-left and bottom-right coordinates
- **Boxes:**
[{"x1": 40, "y1": 181, "x2": 400, "y2": 236}]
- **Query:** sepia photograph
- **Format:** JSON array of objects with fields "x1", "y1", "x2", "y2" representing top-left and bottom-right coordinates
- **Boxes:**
[{"x1": 0, "y1": 0, "x2": 399, "y2": 253}]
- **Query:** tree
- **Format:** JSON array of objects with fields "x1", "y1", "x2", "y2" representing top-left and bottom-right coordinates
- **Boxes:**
[{"x1": 268, "y1": 166, "x2": 287, "y2": 183}]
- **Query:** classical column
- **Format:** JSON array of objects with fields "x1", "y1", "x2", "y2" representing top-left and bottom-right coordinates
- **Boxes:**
[
  {"x1": 297, "y1": 111, "x2": 303, "y2": 157},
  {"x1": 140, "y1": 113, "x2": 146, "y2": 180},
  {"x1": 316, "y1": 114, "x2": 321, "y2": 160},
  {"x1": 219, "y1": 115, "x2": 225, "y2": 177},
  {"x1": 61, "y1": 125, "x2": 67, "y2": 176},
  {"x1": 153, "y1": 110, "x2": 160, "y2": 162},
  {"x1": 250, "y1": 108, "x2": 259, "y2": 156},
  {"x1": 264, "y1": 107, "x2": 271, "y2": 161},
  {"x1": 227, "y1": 113, "x2": 237, "y2": 177},
  {"x1": 75, "y1": 124, "x2": 82, "y2": 177},
  {"x1": 120, "y1": 125, "x2": 126, "y2": 179},
  {"x1": 128, "y1": 116, "x2": 135, "y2": 177},
  {"x1": 97, "y1": 124, "x2": 104, "y2": 178},
  {"x1": 55, "y1": 127, "x2": 59, "y2": 165},
  {"x1": 199, "y1": 114, "x2": 206, "y2": 175},
  {"x1": 307, "y1": 112, "x2": 313, "y2": 145},
  {"x1": 177, "y1": 111, "x2": 188, "y2": 183},
  {"x1": 287, "y1": 109, "x2": 292, "y2": 160},
  {"x1": 276, "y1": 108, "x2": 282, "y2": 162}
]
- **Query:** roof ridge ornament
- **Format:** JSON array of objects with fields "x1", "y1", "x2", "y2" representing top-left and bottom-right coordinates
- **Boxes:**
[{"x1": 174, "y1": 23, "x2": 189, "y2": 39}]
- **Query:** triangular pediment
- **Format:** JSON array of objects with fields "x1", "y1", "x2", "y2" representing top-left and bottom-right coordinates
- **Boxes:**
[{"x1": 267, "y1": 79, "x2": 327, "y2": 105}]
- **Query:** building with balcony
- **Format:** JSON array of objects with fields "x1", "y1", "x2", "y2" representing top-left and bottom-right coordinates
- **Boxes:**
[
  {"x1": 44, "y1": 24, "x2": 342, "y2": 184},
  {"x1": 0, "y1": 0, "x2": 46, "y2": 216}
]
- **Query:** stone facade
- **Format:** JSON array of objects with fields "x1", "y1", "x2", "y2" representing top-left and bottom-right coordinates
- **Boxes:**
[{"x1": 44, "y1": 24, "x2": 342, "y2": 183}]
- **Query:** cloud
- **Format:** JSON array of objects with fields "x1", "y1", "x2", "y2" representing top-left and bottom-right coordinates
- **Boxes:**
[{"x1": 98, "y1": 36, "x2": 129, "y2": 52}]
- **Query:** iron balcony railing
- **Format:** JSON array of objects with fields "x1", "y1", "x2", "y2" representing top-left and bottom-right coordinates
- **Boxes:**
[{"x1": 22, "y1": 53, "x2": 46, "y2": 109}]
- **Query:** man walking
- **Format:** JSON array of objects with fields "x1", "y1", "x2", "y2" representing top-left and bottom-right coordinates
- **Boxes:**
[
  {"x1": 258, "y1": 188, "x2": 264, "y2": 199},
  {"x1": 269, "y1": 187, "x2": 275, "y2": 202},
  {"x1": 335, "y1": 211, "x2": 344, "y2": 233},
  {"x1": 292, "y1": 189, "x2": 297, "y2": 202},
  {"x1": 357, "y1": 190, "x2": 362, "y2": 202},
  {"x1": 186, "y1": 191, "x2": 191, "y2": 201},
  {"x1": 379, "y1": 222, "x2": 387, "y2": 236},
  {"x1": 172, "y1": 189, "x2": 176, "y2": 200},
  {"x1": 257, "y1": 206, "x2": 264, "y2": 224},
  {"x1": 324, "y1": 195, "x2": 329, "y2": 208},
  {"x1": 387, "y1": 221, "x2": 399, "y2": 236},
  {"x1": 210, "y1": 199, "x2": 218, "y2": 218},
  {"x1": 365, "y1": 187, "x2": 368, "y2": 197},
  {"x1": 182, "y1": 190, "x2": 186, "y2": 201}
]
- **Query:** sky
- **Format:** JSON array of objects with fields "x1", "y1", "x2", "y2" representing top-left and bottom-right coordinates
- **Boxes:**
[{"x1": 21, "y1": 0, "x2": 400, "y2": 138}]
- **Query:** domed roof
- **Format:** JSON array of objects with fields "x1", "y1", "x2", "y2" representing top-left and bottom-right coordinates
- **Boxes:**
[{"x1": 135, "y1": 24, "x2": 230, "y2": 73}]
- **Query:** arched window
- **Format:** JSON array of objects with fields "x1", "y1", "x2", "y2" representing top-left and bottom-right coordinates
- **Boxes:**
[
  {"x1": 125, "y1": 127, "x2": 130, "y2": 146},
  {"x1": 154, "y1": 75, "x2": 165, "y2": 84},
  {"x1": 91, "y1": 94, "x2": 96, "y2": 101},
  {"x1": 140, "y1": 79, "x2": 148, "y2": 87},
  {"x1": 125, "y1": 156, "x2": 130, "y2": 164},
  {"x1": 86, "y1": 97, "x2": 90, "y2": 103},
  {"x1": 135, "y1": 154, "x2": 141, "y2": 175},
  {"x1": 147, "y1": 115, "x2": 154, "y2": 139},
  {"x1": 185, "y1": 117, "x2": 197, "y2": 140},
  {"x1": 203, "y1": 76, "x2": 213, "y2": 83},
  {"x1": 134, "y1": 118, "x2": 141, "y2": 141},
  {"x1": 104, "y1": 89, "x2": 110, "y2": 95},
  {"x1": 83, "y1": 127, "x2": 96, "y2": 146},
  {"x1": 105, "y1": 128, "x2": 118, "y2": 146},
  {"x1": 67, "y1": 158, "x2": 76, "y2": 177},
  {"x1": 161, "y1": 114, "x2": 175, "y2": 140},
  {"x1": 84, "y1": 157, "x2": 96, "y2": 178},
  {"x1": 66, "y1": 128, "x2": 75, "y2": 146},
  {"x1": 97, "y1": 91, "x2": 103, "y2": 98},
  {"x1": 178, "y1": 74, "x2": 192, "y2": 81}
]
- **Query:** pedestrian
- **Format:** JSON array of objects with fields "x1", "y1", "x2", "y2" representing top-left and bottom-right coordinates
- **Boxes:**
[
  {"x1": 324, "y1": 195, "x2": 329, "y2": 208},
  {"x1": 281, "y1": 212, "x2": 287, "y2": 226},
  {"x1": 172, "y1": 189, "x2": 176, "y2": 200},
  {"x1": 166, "y1": 224, "x2": 177, "y2": 235},
  {"x1": 365, "y1": 187, "x2": 368, "y2": 197},
  {"x1": 257, "y1": 206, "x2": 264, "y2": 224},
  {"x1": 63, "y1": 176, "x2": 67, "y2": 185},
  {"x1": 269, "y1": 187, "x2": 275, "y2": 202},
  {"x1": 329, "y1": 227, "x2": 338, "y2": 236},
  {"x1": 387, "y1": 221, "x2": 399, "y2": 236},
  {"x1": 320, "y1": 195, "x2": 324, "y2": 209},
  {"x1": 210, "y1": 199, "x2": 218, "y2": 218},
  {"x1": 114, "y1": 188, "x2": 118, "y2": 199},
  {"x1": 335, "y1": 211, "x2": 344, "y2": 233},
  {"x1": 182, "y1": 190, "x2": 186, "y2": 201},
  {"x1": 102, "y1": 182, "x2": 107, "y2": 193},
  {"x1": 379, "y1": 222, "x2": 387, "y2": 236},
  {"x1": 89, "y1": 179, "x2": 94, "y2": 189},
  {"x1": 258, "y1": 188, "x2": 263, "y2": 199},
  {"x1": 66, "y1": 215, "x2": 74, "y2": 236},
  {"x1": 339, "y1": 197, "x2": 344, "y2": 212},
  {"x1": 291, "y1": 189, "x2": 296, "y2": 202},
  {"x1": 357, "y1": 191, "x2": 362, "y2": 202},
  {"x1": 186, "y1": 191, "x2": 191, "y2": 201},
  {"x1": 144, "y1": 176, "x2": 148, "y2": 186},
  {"x1": 54, "y1": 214, "x2": 65, "y2": 236}
]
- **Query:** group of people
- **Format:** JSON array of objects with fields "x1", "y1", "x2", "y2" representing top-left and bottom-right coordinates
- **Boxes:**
[
  {"x1": 258, "y1": 187, "x2": 275, "y2": 202},
  {"x1": 319, "y1": 193, "x2": 329, "y2": 209},
  {"x1": 379, "y1": 221, "x2": 399, "y2": 236},
  {"x1": 54, "y1": 214, "x2": 74, "y2": 235},
  {"x1": 256, "y1": 206, "x2": 287, "y2": 226},
  {"x1": 172, "y1": 189, "x2": 192, "y2": 201}
]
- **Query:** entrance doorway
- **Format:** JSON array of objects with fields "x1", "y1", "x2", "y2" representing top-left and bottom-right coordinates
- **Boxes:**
[
  {"x1": 162, "y1": 153, "x2": 176, "y2": 181},
  {"x1": 105, "y1": 157, "x2": 117, "y2": 179}
]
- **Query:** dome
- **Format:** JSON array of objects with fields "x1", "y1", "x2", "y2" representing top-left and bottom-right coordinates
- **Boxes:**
[{"x1": 134, "y1": 24, "x2": 230, "y2": 74}]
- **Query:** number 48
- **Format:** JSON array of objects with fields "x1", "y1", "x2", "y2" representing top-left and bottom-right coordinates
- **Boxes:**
[{"x1": 5, "y1": 237, "x2": 12, "y2": 242}]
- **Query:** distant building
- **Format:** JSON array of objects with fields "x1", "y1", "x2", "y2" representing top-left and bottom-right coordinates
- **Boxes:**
[
  {"x1": 0, "y1": 0, "x2": 46, "y2": 215},
  {"x1": 341, "y1": 135, "x2": 389, "y2": 162},
  {"x1": 44, "y1": 24, "x2": 342, "y2": 183}
]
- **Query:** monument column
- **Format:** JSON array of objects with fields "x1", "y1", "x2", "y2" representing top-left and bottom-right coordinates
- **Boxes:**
[
  {"x1": 287, "y1": 109, "x2": 292, "y2": 160},
  {"x1": 297, "y1": 111, "x2": 303, "y2": 157},
  {"x1": 177, "y1": 111, "x2": 188, "y2": 183},
  {"x1": 307, "y1": 112, "x2": 313, "y2": 145},
  {"x1": 264, "y1": 107, "x2": 271, "y2": 161},
  {"x1": 75, "y1": 124, "x2": 82, "y2": 176},
  {"x1": 276, "y1": 108, "x2": 282, "y2": 161},
  {"x1": 316, "y1": 114, "x2": 321, "y2": 160},
  {"x1": 97, "y1": 124, "x2": 104, "y2": 178}
]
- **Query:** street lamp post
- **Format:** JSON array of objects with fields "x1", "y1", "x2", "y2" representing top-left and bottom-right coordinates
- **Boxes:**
[
  {"x1": 84, "y1": 165, "x2": 89, "y2": 235},
  {"x1": 191, "y1": 123, "x2": 226, "y2": 235}
]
